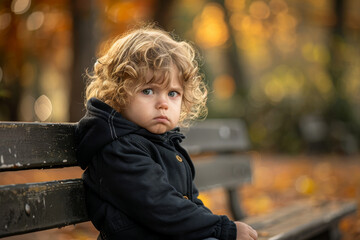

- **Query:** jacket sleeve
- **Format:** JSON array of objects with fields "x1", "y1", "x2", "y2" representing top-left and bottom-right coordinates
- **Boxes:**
[
  {"x1": 98, "y1": 137, "x2": 236, "y2": 240},
  {"x1": 192, "y1": 182, "x2": 213, "y2": 213}
]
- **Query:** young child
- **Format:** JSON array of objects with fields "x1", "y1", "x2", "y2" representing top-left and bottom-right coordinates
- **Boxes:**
[{"x1": 75, "y1": 25, "x2": 257, "y2": 240}]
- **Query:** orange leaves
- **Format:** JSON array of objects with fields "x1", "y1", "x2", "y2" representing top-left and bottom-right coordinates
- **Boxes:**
[
  {"x1": 243, "y1": 193, "x2": 274, "y2": 215},
  {"x1": 240, "y1": 153, "x2": 360, "y2": 239},
  {"x1": 295, "y1": 175, "x2": 316, "y2": 195}
]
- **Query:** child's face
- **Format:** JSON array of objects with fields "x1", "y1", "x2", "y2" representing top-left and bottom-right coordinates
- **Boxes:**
[{"x1": 121, "y1": 65, "x2": 183, "y2": 134}]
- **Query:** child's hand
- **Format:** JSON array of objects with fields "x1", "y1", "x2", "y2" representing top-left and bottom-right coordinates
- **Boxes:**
[{"x1": 235, "y1": 221, "x2": 258, "y2": 240}]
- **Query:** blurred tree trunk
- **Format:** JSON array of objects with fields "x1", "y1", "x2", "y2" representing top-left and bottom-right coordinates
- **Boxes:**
[
  {"x1": 329, "y1": 0, "x2": 345, "y2": 92},
  {"x1": 326, "y1": 0, "x2": 359, "y2": 153},
  {"x1": 152, "y1": 0, "x2": 176, "y2": 30},
  {"x1": 69, "y1": 0, "x2": 99, "y2": 122},
  {"x1": 1, "y1": 12, "x2": 22, "y2": 121},
  {"x1": 327, "y1": 0, "x2": 350, "y2": 122},
  {"x1": 208, "y1": 0, "x2": 247, "y2": 97}
]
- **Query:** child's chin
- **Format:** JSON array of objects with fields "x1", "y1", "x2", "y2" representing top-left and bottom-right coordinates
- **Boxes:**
[{"x1": 147, "y1": 126, "x2": 168, "y2": 135}]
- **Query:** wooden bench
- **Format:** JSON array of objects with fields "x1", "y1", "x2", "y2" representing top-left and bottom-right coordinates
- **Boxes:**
[
  {"x1": 0, "y1": 119, "x2": 251, "y2": 238},
  {"x1": 0, "y1": 120, "x2": 357, "y2": 239},
  {"x1": 245, "y1": 199, "x2": 357, "y2": 240}
]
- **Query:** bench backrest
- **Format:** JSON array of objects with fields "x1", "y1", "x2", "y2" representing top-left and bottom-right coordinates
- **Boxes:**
[
  {"x1": 182, "y1": 119, "x2": 252, "y2": 191},
  {"x1": 0, "y1": 119, "x2": 252, "y2": 237},
  {"x1": 0, "y1": 122, "x2": 86, "y2": 237},
  {"x1": 182, "y1": 118, "x2": 250, "y2": 154}
]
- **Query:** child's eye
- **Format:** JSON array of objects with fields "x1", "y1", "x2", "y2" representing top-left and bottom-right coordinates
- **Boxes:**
[
  {"x1": 168, "y1": 91, "x2": 180, "y2": 97},
  {"x1": 142, "y1": 89, "x2": 153, "y2": 95}
]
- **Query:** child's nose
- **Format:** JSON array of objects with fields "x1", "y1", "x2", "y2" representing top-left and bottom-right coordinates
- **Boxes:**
[{"x1": 156, "y1": 95, "x2": 169, "y2": 110}]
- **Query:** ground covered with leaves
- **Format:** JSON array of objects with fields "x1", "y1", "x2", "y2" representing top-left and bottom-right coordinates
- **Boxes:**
[
  {"x1": 2, "y1": 153, "x2": 360, "y2": 240},
  {"x1": 201, "y1": 153, "x2": 360, "y2": 240}
]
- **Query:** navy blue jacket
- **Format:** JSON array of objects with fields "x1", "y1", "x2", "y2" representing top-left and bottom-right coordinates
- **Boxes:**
[{"x1": 75, "y1": 98, "x2": 237, "y2": 239}]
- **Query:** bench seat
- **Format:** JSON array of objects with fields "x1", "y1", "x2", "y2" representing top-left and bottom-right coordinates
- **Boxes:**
[{"x1": 245, "y1": 199, "x2": 357, "y2": 240}]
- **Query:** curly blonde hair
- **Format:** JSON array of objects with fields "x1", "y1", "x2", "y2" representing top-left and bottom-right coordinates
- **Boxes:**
[{"x1": 85, "y1": 25, "x2": 208, "y2": 126}]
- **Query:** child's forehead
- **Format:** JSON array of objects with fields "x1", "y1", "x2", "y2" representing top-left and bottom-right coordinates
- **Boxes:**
[{"x1": 140, "y1": 68, "x2": 183, "y2": 89}]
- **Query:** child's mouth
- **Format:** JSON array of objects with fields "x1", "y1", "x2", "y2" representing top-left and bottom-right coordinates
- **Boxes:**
[{"x1": 154, "y1": 116, "x2": 169, "y2": 123}]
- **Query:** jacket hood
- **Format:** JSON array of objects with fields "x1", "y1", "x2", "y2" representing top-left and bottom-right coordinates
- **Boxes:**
[
  {"x1": 75, "y1": 98, "x2": 140, "y2": 169},
  {"x1": 75, "y1": 98, "x2": 184, "y2": 169}
]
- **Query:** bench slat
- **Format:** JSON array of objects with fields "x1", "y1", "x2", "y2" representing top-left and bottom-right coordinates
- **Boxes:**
[
  {"x1": 182, "y1": 119, "x2": 250, "y2": 154},
  {"x1": 194, "y1": 154, "x2": 252, "y2": 220},
  {"x1": 194, "y1": 154, "x2": 252, "y2": 191},
  {"x1": 0, "y1": 120, "x2": 248, "y2": 170},
  {"x1": 245, "y1": 200, "x2": 357, "y2": 240},
  {"x1": 0, "y1": 179, "x2": 88, "y2": 237},
  {"x1": 0, "y1": 122, "x2": 77, "y2": 171},
  {"x1": 0, "y1": 155, "x2": 251, "y2": 237}
]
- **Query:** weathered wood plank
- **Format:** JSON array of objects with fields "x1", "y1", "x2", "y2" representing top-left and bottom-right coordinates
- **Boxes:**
[
  {"x1": 0, "y1": 119, "x2": 251, "y2": 173},
  {"x1": 0, "y1": 122, "x2": 77, "y2": 171},
  {"x1": 0, "y1": 119, "x2": 249, "y2": 170},
  {"x1": 182, "y1": 119, "x2": 250, "y2": 154},
  {"x1": 194, "y1": 154, "x2": 252, "y2": 191},
  {"x1": 0, "y1": 179, "x2": 88, "y2": 237},
  {"x1": 245, "y1": 200, "x2": 357, "y2": 240},
  {"x1": 195, "y1": 154, "x2": 252, "y2": 220},
  {"x1": 0, "y1": 155, "x2": 252, "y2": 237}
]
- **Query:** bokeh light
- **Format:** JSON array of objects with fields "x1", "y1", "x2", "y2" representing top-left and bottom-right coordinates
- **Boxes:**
[
  {"x1": 193, "y1": 3, "x2": 229, "y2": 49},
  {"x1": 106, "y1": 2, "x2": 136, "y2": 23},
  {"x1": 257, "y1": 65, "x2": 305, "y2": 103},
  {"x1": 269, "y1": 0, "x2": 288, "y2": 14},
  {"x1": 34, "y1": 95, "x2": 52, "y2": 121},
  {"x1": 11, "y1": 0, "x2": 31, "y2": 15},
  {"x1": 212, "y1": 75, "x2": 236, "y2": 100},
  {"x1": 301, "y1": 43, "x2": 330, "y2": 64},
  {"x1": 26, "y1": 11, "x2": 44, "y2": 31},
  {"x1": 249, "y1": 1, "x2": 270, "y2": 20},
  {"x1": 225, "y1": 0, "x2": 246, "y2": 12},
  {"x1": 308, "y1": 68, "x2": 334, "y2": 99},
  {"x1": 0, "y1": 13, "x2": 11, "y2": 30}
]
